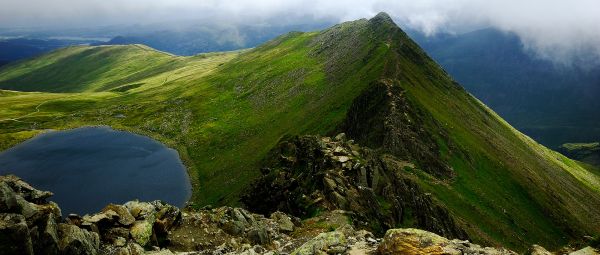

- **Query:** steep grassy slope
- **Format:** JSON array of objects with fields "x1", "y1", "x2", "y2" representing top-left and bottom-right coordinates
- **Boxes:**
[{"x1": 1, "y1": 13, "x2": 599, "y2": 251}]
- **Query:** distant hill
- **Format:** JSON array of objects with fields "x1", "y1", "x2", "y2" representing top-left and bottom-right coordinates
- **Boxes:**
[
  {"x1": 559, "y1": 142, "x2": 600, "y2": 167},
  {"x1": 0, "y1": 38, "x2": 101, "y2": 65},
  {"x1": 1, "y1": 13, "x2": 600, "y2": 251},
  {"x1": 408, "y1": 28, "x2": 600, "y2": 148},
  {"x1": 0, "y1": 44, "x2": 184, "y2": 92}
]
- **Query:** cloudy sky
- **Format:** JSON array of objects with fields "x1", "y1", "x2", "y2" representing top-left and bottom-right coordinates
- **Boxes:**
[{"x1": 1, "y1": 0, "x2": 599, "y2": 64}]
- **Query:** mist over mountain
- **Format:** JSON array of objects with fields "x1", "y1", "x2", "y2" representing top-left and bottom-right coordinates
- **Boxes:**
[
  {"x1": 2, "y1": 2, "x2": 600, "y2": 254},
  {"x1": 95, "y1": 23, "x2": 331, "y2": 56},
  {"x1": 3, "y1": 0, "x2": 600, "y2": 66},
  {"x1": 408, "y1": 28, "x2": 600, "y2": 148}
]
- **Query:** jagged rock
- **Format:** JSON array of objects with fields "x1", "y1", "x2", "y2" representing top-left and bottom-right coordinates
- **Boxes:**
[
  {"x1": 112, "y1": 246, "x2": 131, "y2": 255},
  {"x1": 103, "y1": 227, "x2": 130, "y2": 244},
  {"x1": 0, "y1": 181, "x2": 19, "y2": 212},
  {"x1": 242, "y1": 135, "x2": 467, "y2": 239},
  {"x1": 334, "y1": 133, "x2": 347, "y2": 141},
  {"x1": 124, "y1": 200, "x2": 155, "y2": 219},
  {"x1": 83, "y1": 209, "x2": 119, "y2": 225},
  {"x1": 0, "y1": 213, "x2": 34, "y2": 255},
  {"x1": 33, "y1": 213, "x2": 60, "y2": 255},
  {"x1": 377, "y1": 228, "x2": 516, "y2": 255},
  {"x1": 67, "y1": 214, "x2": 84, "y2": 226},
  {"x1": 570, "y1": 247, "x2": 600, "y2": 255},
  {"x1": 292, "y1": 230, "x2": 347, "y2": 255},
  {"x1": 530, "y1": 245, "x2": 553, "y2": 255},
  {"x1": 153, "y1": 201, "x2": 181, "y2": 235},
  {"x1": 129, "y1": 242, "x2": 145, "y2": 255},
  {"x1": 340, "y1": 79, "x2": 454, "y2": 178},
  {"x1": 247, "y1": 226, "x2": 271, "y2": 245},
  {"x1": 58, "y1": 223, "x2": 100, "y2": 255},
  {"x1": 103, "y1": 204, "x2": 135, "y2": 226},
  {"x1": 130, "y1": 219, "x2": 154, "y2": 246},
  {"x1": 270, "y1": 211, "x2": 295, "y2": 232},
  {"x1": 0, "y1": 175, "x2": 53, "y2": 202}
]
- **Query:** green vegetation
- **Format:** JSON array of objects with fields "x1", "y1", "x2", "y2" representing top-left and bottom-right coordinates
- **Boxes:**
[
  {"x1": 559, "y1": 142, "x2": 600, "y2": 168},
  {"x1": 1, "y1": 13, "x2": 599, "y2": 252}
]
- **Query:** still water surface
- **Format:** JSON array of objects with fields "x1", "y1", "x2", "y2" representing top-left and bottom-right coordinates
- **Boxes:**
[{"x1": 0, "y1": 126, "x2": 191, "y2": 215}]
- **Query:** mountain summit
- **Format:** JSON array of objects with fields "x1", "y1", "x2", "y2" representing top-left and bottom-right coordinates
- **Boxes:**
[
  {"x1": 370, "y1": 11, "x2": 396, "y2": 24},
  {"x1": 1, "y1": 13, "x2": 599, "y2": 252}
]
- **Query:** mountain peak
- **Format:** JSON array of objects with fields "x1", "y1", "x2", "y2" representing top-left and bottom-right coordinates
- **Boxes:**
[{"x1": 370, "y1": 12, "x2": 395, "y2": 24}]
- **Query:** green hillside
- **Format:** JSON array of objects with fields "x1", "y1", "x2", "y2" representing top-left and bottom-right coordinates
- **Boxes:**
[
  {"x1": 0, "y1": 44, "x2": 188, "y2": 92},
  {"x1": 1, "y1": 13, "x2": 599, "y2": 251}
]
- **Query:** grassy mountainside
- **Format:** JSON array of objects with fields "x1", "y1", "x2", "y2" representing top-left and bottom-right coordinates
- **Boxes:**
[
  {"x1": 0, "y1": 44, "x2": 187, "y2": 92},
  {"x1": 1, "y1": 13, "x2": 599, "y2": 251}
]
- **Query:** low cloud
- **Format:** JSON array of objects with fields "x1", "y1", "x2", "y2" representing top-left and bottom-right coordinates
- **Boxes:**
[{"x1": 2, "y1": 0, "x2": 600, "y2": 64}]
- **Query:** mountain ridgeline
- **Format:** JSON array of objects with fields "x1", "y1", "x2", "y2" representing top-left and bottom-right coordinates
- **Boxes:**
[{"x1": 1, "y1": 13, "x2": 599, "y2": 252}]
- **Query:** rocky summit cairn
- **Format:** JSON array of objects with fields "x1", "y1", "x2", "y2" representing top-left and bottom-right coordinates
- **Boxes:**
[{"x1": 1, "y1": 174, "x2": 598, "y2": 254}]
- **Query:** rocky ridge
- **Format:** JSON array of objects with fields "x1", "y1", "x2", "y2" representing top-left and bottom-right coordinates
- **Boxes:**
[
  {"x1": 242, "y1": 133, "x2": 466, "y2": 238},
  {"x1": 1, "y1": 175, "x2": 598, "y2": 254}
]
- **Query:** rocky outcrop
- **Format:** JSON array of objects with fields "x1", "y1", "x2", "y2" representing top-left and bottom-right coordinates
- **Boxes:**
[
  {"x1": 377, "y1": 228, "x2": 516, "y2": 255},
  {"x1": 3, "y1": 175, "x2": 597, "y2": 254},
  {"x1": 339, "y1": 78, "x2": 454, "y2": 178},
  {"x1": 242, "y1": 134, "x2": 467, "y2": 239},
  {"x1": 0, "y1": 175, "x2": 97, "y2": 255}
]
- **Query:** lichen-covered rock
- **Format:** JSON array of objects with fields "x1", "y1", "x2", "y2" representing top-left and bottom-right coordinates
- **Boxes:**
[
  {"x1": 292, "y1": 230, "x2": 347, "y2": 255},
  {"x1": 152, "y1": 201, "x2": 181, "y2": 235},
  {"x1": 0, "y1": 213, "x2": 34, "y2": 255},
  {"x1": 130, "y1": 219, "x2": 154, "y2": 246},
  {"x1": 247, "y1": 226, "x2": 271, "y2": 245},
  {"x1": 530, "y1": 244, "x2": 553, "y2": 255},
  {"x1": 103, "y1": 204, "x2": 135, "y2": 226},
  {"x1": 377, "y1": 228, "x2": 516, "y2": 255},
  {"x1": 124, "y1": 201, "x2": 155, "y2": 219},
  {"x1": 58, "y1": 223, "x2": 100, "y2": 255},
  {"x1": 271, "y1": 211, "x2": 295, "y2": 233},
  {"x1": 569, "y1": 247, "x2": 600, "y2": 255},
  {"x1": 128, "y1": 242, "x2": 145, "y2": 255}
]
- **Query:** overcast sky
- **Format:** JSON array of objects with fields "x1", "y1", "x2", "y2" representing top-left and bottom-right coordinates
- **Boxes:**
[{"x1": 1, "y1": 0, "x2": 599, "y2": 64}]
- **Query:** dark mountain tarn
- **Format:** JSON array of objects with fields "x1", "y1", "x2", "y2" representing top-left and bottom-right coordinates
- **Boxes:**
[{"x1": 0, "y1": 126, "x2": 191, "y2": 215}]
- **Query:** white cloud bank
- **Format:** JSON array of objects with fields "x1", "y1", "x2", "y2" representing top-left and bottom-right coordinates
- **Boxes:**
[{"x1": 1, "y1": 0, "x2": 599, "y2": 64}]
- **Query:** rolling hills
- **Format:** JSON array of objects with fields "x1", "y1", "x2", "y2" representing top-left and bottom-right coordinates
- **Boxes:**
[{"x1": 1, "y1": 13, "x2": 599, "y2": 251}]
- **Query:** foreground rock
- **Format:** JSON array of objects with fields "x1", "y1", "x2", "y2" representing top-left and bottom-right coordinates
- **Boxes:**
[
  {"x1": 377, "y1": 228, "x2": 516, "y2": 255},
  {"x1": 2, "y1": 175, "x2": 598, "y2": 254},
  {"x1": 0, "y1": 175, "x2": 97, "y2": 255}
]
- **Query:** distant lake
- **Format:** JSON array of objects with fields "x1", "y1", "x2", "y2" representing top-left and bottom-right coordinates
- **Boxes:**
[{"x1": 0, "y1": 126, "x2": 191, "y2": 215}]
